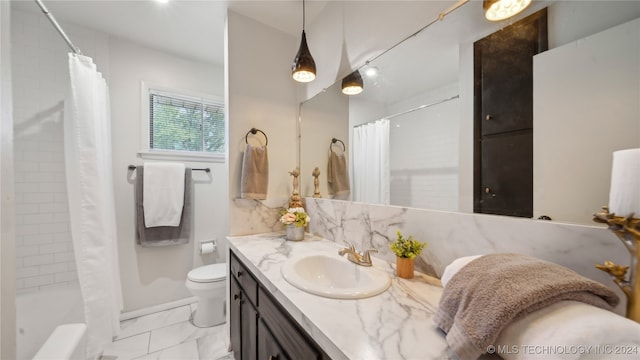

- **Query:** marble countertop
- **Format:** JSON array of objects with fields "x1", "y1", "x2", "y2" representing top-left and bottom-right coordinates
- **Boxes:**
[{"x1": 227, "y1": 232, "x2": 454, "y2": 360}]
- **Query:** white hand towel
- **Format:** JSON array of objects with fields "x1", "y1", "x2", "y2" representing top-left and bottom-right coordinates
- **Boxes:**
[{"x1": 143, "y1": 162, "x2": 185, "y2": 227}]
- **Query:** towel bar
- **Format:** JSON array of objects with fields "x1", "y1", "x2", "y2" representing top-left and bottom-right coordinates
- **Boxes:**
[
  {"x1": 330, "y1": 138, "x2": 345, "y2": 152},
  {"x1": 128, "y1": 165, "x2": 210, "y2": 173},
  {"x1": 245, "y1": 128, "x2": 268, "y2": 146}
]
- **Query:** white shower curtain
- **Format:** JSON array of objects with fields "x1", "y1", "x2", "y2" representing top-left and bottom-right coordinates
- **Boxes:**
[
  {"x1": 64, "y1": 54, "x2": 122, "y2": 360},
  {"x1": 352, "y1": 119, "x2": 390, "y2": 204}
]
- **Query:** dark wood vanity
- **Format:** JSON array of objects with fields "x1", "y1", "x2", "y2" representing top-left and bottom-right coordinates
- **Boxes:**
[{"x1": 229, "y1": 250, "x2": 330, "y2": 360}]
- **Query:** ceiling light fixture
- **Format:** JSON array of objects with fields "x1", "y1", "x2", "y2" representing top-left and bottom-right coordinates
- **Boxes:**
[
  {"x1": 292, "y1": 0, "x2": 316, "y2": 82},
  {"x1": 483, "y1": 0, "x2": 532, "y2": 21},
  {"x1": 342, "y1": 70, "x2": 364, "y2": 95}
]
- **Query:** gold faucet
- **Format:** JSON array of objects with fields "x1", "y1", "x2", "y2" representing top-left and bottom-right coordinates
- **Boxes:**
[{"x1": 338, "y1": 243, "x2": 378, "y2": 267}]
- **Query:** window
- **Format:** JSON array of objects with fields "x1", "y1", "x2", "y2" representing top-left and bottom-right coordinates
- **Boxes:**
[{"x1": 141, "y1": 82, "x2": 225, "y2": 162}]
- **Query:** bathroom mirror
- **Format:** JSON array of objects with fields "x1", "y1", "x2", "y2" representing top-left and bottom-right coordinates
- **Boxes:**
[{"x1": 299, "y1": 0, "x2": 640, "y2": 225}]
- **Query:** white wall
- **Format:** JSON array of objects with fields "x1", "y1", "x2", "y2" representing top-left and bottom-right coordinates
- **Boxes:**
[
  {"x1": 226, "y1": 11, "x2": 299, "y2": 236},
  {"x1": 11, "y1": 9, "x2": 110, "y2": 293},
  {"x1": 534, "y1": 18, "x2": 640, "y2": 223},
  {"x1": 108, "y1": 37, "x2": 227, "y2": 312},
  {"x1": 1, "y1": 2, "x2": 16, "y2": 358}
]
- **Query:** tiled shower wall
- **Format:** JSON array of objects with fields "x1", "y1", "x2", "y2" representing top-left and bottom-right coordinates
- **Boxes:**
[{"x1": 11, "y1": 8, "x2": 109, "y2": 292}]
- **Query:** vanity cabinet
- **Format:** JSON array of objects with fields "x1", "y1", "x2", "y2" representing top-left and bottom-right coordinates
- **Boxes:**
[{"x1": 229, "y1": 250, "x2": 329, "y2": 360}]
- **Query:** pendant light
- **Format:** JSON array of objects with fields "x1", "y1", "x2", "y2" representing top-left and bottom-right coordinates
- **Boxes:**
[
  {"x1": 484, "y1": 0, "x2": 532, "y2": 21},
  {"x1": 341, "y1": 70, "x2": 363, "y2": 95},
  {"x1": 292, "y1": 0, "x2": 316, "y2": 82}
]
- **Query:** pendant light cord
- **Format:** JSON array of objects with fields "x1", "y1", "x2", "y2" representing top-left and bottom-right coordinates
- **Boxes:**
[{"x1": 302, "y1": 0, "x2": 306, "y2": 31}]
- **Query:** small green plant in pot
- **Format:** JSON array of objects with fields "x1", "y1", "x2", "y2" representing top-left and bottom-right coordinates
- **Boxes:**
[{"x1": 390, "y1": 230, "x2": 427, "y2": 278}]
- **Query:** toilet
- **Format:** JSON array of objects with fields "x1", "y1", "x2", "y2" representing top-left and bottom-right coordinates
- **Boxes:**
[{"x1": 185, "y1": 263, "x2": 227, "y2": 327}]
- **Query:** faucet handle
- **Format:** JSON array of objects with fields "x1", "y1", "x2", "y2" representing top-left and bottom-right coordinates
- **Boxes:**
[{"x1": 362, "y1": 248, "x2": 378, "y2": 265}]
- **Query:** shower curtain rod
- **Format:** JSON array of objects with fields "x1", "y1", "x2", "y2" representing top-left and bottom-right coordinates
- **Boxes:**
[
  {"x1": 35, "y1": 0, "x2": 83, "y2": 55},
  {"x1": 354, "y1": 94, "x2": 460, "y2": 128}
]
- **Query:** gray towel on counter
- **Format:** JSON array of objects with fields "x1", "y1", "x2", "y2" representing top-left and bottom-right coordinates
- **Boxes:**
[
  {"x1": 136, "y1": 166, "x2": 192, "y2": 247},
  {"x1": 433, "y1": 253, "x2": 620, "y2": 360},
  {"x1": 240, "y1": 144, "x2": 269, "y2": 199}
]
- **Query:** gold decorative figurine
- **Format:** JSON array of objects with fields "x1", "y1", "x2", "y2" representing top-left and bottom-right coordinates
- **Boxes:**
[
  {"x1": 288, "y1": 167, "x2": 303, "y2": 208},
  {"x1": 594, "y1": 207, "x2": 640, "y2": 322},
  {"x1": 312, "y1": 167, "x2": 321, "y2": 198}
]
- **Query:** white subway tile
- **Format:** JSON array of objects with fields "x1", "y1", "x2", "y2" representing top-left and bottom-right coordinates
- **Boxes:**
[
  {"x1": 54, "y1": 251, "x2": 75, "y2": 263},
  {"x1": 53, "y1": 232, "x2": 72, "y2": 243},
  {"x1": 55, "y1": 271, "x2": 78, "y2": 283},
  {"x1": 23, "y1": 254, "x2": 54, "y2": 267},
  {"x1": 22, "y1": 233, "x2": 53, "y2": 246},
  {"x1": 39, "y1": 202, "x2": 68, "y2": 214},
  {"x1": 23, "y1": 192, "x2": 55, "y2": 203},
  {"x1": 24, "y1": 274, "x2": 55, "y2": 288},
  {"x1": 39, "y1": 222, "x2": 69, "y2": 234},
  {"x1": 23, "y1": 213, "x2": 54, "y2": 225},
  {"x1": 15, "y1": 182, "x2": 39, "y2": 193},
  {"x1": 16, "y1": 266, "x2": 40, "y2": 279},
  {"x1": 16, "y1": 225, "x2": 40, "y2": 236},
  {"x1": 54, "y1": 213, "x2": 70, "y2": 223},
  {"x1": 15, "y1": 161, "x2": 38, "y2": 173},
  {"x1": 39, "y1": 262, "x2": 70, "y2": 275},
  {"x1": 15, "y1": 203, "x2": 39, "y2": 215},
  {"x1": 39, "y1": 162, "x2": 64, "y2": 173},
  {"x1": 16, "y1": 245, "x2": 39, "y2": 258},
  {"x1": 39, "y1": 182, "x2": 67, "y2": 193},
  {"x1": 22, "y1": 151, "x2": 54, "y2": 162},
  {"x1": 39, "y1": 242, "x2": 69, "y2": 254}
]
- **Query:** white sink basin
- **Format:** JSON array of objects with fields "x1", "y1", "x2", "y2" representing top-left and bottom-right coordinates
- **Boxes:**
[{"x1": 281, "y1": 254, "x2": 391, "y2": 299}]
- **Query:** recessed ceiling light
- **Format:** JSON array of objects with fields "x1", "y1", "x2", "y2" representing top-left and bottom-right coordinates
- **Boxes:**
[{"x1": 155, "y1": 0, "x2": 169, "y2": 4}]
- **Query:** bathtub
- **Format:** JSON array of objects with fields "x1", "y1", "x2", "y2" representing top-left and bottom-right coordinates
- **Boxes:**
[{"x1": 16, "y1": 284, "x2": 85, "y2": 360}]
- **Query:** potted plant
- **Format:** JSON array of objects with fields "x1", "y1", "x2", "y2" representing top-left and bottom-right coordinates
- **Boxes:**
[
  {"x1": 389, "y1": 230, "x2": 427, "y2": 278},
  {"x1": 279, "y1": 207, "x2": 310, "y2": 241}
]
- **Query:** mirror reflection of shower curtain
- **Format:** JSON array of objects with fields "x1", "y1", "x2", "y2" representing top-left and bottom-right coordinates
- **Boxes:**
[
  {"x1": 64, "y1": 54, "x2": 122, "y2": 360},
  {"x1": 353, "y1": 119, "x2": 390, "y2": 204}
]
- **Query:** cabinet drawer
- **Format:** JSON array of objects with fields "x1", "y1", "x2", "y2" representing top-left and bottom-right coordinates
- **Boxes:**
[
  {"x1": 258, "y1": 287, "x2": 320, "y2": 360},
  {"x1": 230, "y1": 252, "x2": 258, "y2": 306}
]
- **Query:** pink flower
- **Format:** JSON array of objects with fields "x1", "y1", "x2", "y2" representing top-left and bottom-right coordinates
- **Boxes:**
[{"x1": 280, "y1": 213, "x2": 297, "y2": 224}]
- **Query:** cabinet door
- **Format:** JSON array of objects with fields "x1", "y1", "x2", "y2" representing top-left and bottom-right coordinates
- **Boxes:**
[
  {"x1": 240, "y1": 293, "x2": 258, "y2": 360},
  {"x1": 258, "y1": 320, "x2": 289, "y2": 360},
  {"x1": 230, "y1": 276, "x2": 242, "y2": 360}
]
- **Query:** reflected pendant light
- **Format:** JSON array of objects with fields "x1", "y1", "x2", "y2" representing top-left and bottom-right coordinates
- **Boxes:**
[
  {"x1": 292, "y1": 0, "x2": 316, "y2": 82},
  {"x1": 341, "y1": 70, "x2": 363, "y2": 95},
  {"x1": 484, "y1": 0, "x2": 532, "y2": 21}
]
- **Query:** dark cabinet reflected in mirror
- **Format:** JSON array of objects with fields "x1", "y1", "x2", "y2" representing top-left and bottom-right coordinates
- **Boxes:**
[{"x1": 299, "y1": 1, "x2": 640, "y2": 225}]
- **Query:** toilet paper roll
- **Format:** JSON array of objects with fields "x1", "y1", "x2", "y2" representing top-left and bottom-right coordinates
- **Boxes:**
[{"x1": 200, "y1": 242, "x2": 215, "y2": 255}]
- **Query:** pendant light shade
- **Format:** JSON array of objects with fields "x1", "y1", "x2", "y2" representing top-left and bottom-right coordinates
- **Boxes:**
[
  {"x1": 484, "y1": 0, "x2": 532, "y2": 21},
  {"x1": 292, "y1": 30, "x2": 316, "y2": 82},
  {"x1": 292, "y1": 0, "x2": 316, "y2": 82},
  {"x1": 342, "y1": 70, "x2": 364, "y2": 95}
]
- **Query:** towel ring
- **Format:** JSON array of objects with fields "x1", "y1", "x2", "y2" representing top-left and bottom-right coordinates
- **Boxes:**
[
  {"x1": 329, "y1": 138, "x2": 345, "y2": 152},
  {"x1": 245, "y1": 128, "x2": 268, "y2": 146}
]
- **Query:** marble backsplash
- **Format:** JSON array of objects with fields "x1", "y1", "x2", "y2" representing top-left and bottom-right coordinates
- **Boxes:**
[{"x1": 304, "y1": 197, "x2": 630, "y2": 314}]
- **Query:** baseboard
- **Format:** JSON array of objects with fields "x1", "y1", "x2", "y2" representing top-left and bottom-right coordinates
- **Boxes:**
[{"x1": 119, "y1": 296, "x2": 198, "y2": 321}]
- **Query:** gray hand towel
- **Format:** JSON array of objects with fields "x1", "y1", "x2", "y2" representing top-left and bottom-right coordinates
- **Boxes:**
[
  {"x1": 241, "y1": 144, "x2": 269, "y2": 200},
  {"x1": 328, "y1": 151, "x2": 350, "y2": 200},
  {"x1": 136, "y1": 166, "x2": 192, "y2": 247}
]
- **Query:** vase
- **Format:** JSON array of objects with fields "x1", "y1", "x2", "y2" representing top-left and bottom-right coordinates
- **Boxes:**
[
  {"x1": 285, "y1": 224, "x2": 304, "y2": 241},
  {"x1": 396, "y1": 256, "x2": 414, "y2": 279}
]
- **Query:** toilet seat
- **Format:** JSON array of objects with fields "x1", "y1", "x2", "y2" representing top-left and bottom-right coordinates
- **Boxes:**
[{"x1": 187, "y1": 264, "x2": 226, "y2": 283}]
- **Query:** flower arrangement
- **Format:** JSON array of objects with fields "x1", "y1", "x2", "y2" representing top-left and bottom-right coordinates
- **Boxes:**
[
  {"x1": 279, "y1": 207, "x2": 310, "y2": 228},
  {"x1": 390, "y1": 230, "x2": 427, "y2": 259}
]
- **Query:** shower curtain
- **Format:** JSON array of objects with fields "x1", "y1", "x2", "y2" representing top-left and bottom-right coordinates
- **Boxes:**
[
  {"x1": 64, "y1": 54, "x2": 122, "y2": 360},
  {"x1": 352, "y1": 119, "x2": 390, "y2": 204}
]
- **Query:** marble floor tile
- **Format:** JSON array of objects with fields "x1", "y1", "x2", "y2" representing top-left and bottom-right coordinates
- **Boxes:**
[
  {"x1": 133, "y1": 340, "x2": 199, "y2": 360},
  {"x1": 195, "y1": 325, "x2": 230, "y2": 360},
  {"x1": 148, "y1": 320, "x2": 219, "y2": 354},
  {"x1": 117, "y1": 305, "x2": 192, "y2": 340},
  {"x1": 102, "y1": 332, "x2": 150, "y2": 360}
]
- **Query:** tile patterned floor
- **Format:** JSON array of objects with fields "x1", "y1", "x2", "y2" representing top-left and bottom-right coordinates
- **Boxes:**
[{"x1": 101, "y1": 303, "x2": 233, "y2": 360}]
